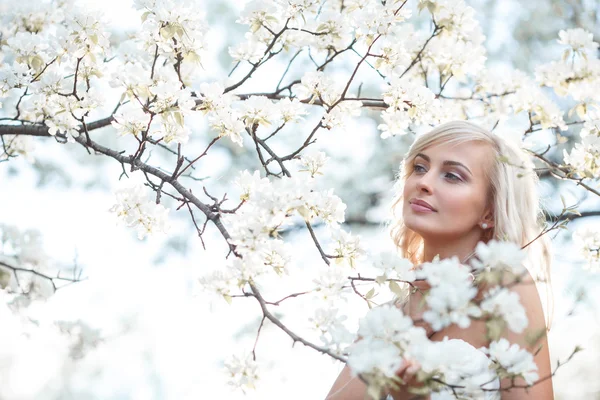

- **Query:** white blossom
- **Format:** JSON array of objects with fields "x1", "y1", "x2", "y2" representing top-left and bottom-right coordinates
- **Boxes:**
[
  {"x1": 471, "y1": 240, "x2": 527, "y2": 275},
  {"x1": 276, "y1": 97, "x2": 307, "y2": 123},
  {"x1": 111, "y1": 107, "x2": 152, "y2": 138},
  {"x1": 229, "y1": 35, "x2": 267, "y2": 64},
  {"x1": 412, "y1": 338, "x2": 499, "y2": 398},
  {"x1": 485, "y1": 338, "x2": 539, "y2": 385},
  {"x1": 312, "y1": 267, "x2": 348, "y2": 302},
  {"x1": 197, "y1": 82, "x2": 237, "y2": 113},
  {"x1": 573, "y1": 226, "x2": 600, "y2": 271},
  {"x1": 372, "y1": 252, "x2": 416, "y2": 283},
  {"x1": 240, "y1": 95, "x2": 276, "y2": 127},
  {"x1": 208, "y1": 108, "x2": 246, "y2": 146},
  {"x1": 329, "y1": 229, "x2": 364, "y2": 268},
  {"x1": 224, "y1": 353, "x2": 260, "y2": 393},
  {"x1": 322, "y1": 100, "x2": 362, "y2": 130},
  {"x1": 347, "y1": 338, "x2": 404, "y2": 378},
  {"x1": 0, "y1": 135, "x2": 36, "y2": 162},
  {"x1": 233, "y1": 170, "x2": 271, "y2": 201},
  {"x1": 298, "y1": 151, "x2": 329, "y2": 178},
  {"x1": 417, "y1": 257, "x2": 481, "y2": 330},
  {"x1": 109, "y1": 185, "x2": 170, "y2": 240},
  {"x1": 481, "y1": 287, "x2": 528, "y2": 333},
  {"x1": 557, "y1": 28, "x2": 599, "y2": 58}
]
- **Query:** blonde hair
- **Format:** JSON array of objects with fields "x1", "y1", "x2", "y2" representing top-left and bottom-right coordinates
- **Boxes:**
[{"x1": 389, "y1": 120, "x2": 553, "y2": 327}]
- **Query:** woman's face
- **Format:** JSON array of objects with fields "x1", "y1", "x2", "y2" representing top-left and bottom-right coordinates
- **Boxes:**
[{"x1": 402, "y1": 140, "x2": 494, "y2": 240}]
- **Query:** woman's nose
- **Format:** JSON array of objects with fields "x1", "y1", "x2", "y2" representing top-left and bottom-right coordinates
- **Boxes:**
[{"x1": 416, "y1": 173, "x2": 433, "y2": 193}]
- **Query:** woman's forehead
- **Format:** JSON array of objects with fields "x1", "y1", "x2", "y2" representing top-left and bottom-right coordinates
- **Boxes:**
[{"x1": 416, "y1": 141, "x2": 493, "y2": 173}]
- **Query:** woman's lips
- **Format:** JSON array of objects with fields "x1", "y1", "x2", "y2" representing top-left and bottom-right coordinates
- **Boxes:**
[{"x1": 409, "y1": 203, "x2": 436, "y2": 213}]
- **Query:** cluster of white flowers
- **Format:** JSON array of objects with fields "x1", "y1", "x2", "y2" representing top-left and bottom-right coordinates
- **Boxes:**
[
  {"x1": 485, "y1": 338, "x2": 539, "y2": 385},
  {"x1": 329, "y1": 229, "x2": 365, "y2": 269},
  {"x1": 472, "y1": 240, "x2": 527, "y2": 275},
  {"x1": 416, "y1": 257, "x2": 481, "y2": 330},
  {"x1": 348, "y1": 305, "x2": 427, "y2": 378},
  {"x1": 110, "y1": 66, "x2": 196, "y2": 144},
  {"x1": 322, "y1": 100, "x2": 363, "y2": 130},
  {"x1": 421, "y1": 0, "x2": 487, "y2": 81},
  {"x1": 379, "y1": 77, "x2": 440, "y2": 138},
  {"x1": 536, "y1": 28, "x2": 600, "y2": 101},
  {"x1": 558, "y1": 28, "x2": 599, "y2": 60},
  {"x1": 572, "y1": 226, "x2": 600, "y2": 271},
  {"x1": 0, "y1": 224, "x2": 54, "y2": 297},
  {"x1": 308, "y1": 306, "x2": 354, "y2": 355},
  {"x1": 480, "y1": 287, "x2": 528, "y2": 334},
  {"x1": 294, "y1": 70, "x2": 341, "y2": 105},
  {"x1": 229, "y1": 34, "x2": 268, "y2": 64},
  {"x1": 347, "y1": 305, "x2": 503, "y2": 398},
  {"x1": 0, "y1": 135, "x2": 36, "y2": 162},
  {"x1": 200, "y1": 171, "x2": 347, "y2": 299},
  {"x1": 223, "y1": 353, "x2": 260, "y2": 393},
  {"x1": 195, "y1": 83, "x2": 244, "y2": 146},
  {"x1": 563, "y1": 116, "x2": 600, "y2": 179},
  {"x1": 373, "y1": 251, "x2": 417, "y2": 283},
  {"x1": 240, "y1": 95, "x2": 276, "y2": 127},
  {"x1": 135, "y1": 0, "x2": 207, "y2": 66},
  {"x1": 298, "y1": 151, "x2": 329, "y2": 177},
  {"x1": 411, "y1": 337, "x2": 499, "y2": 398},
  {"x1": 109, "y1": 185, "x2": 170, "y2": 240},
  {"x1": 512, "y1": 83, "x2": 568, "y2": 131},
  {"x1": 344, "y1": 0, "x2": 412, "y2": 42}
]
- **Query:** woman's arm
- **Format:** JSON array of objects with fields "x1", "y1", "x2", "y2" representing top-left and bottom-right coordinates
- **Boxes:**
[
  {"x1": 325, "y1": 365, "x2": 367, "y2": 400},
  {"x1": 496, "y1": 279, "x2": 554, "y2": 399}
]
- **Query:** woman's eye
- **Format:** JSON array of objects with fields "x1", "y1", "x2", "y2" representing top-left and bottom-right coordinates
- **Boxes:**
[
  {"x1": 445, "y1": 172, "x2": 462, "y2": 182},
  {"x1": 413, "y1": 165, "x2": 426, "y2": 173}
]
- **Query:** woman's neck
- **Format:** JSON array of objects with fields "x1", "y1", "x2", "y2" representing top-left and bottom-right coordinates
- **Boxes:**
[{"x1": 421, "y1": 234, "x2": 481, "y2": 264}]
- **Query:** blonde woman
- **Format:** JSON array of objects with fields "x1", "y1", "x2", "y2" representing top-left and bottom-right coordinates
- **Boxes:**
[{"x1": 326, "y1": 121, "x2": 554, "y2": 399}]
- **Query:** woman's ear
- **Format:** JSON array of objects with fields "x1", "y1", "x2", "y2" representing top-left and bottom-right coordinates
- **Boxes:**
[{"x1": 481, "y1": 209, "x2": 494, "y2": 228}]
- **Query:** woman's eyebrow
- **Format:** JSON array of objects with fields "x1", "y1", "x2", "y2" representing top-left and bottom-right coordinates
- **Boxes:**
[{"x1": 414, "y1": 153, "x2": 473, "y2": 176}]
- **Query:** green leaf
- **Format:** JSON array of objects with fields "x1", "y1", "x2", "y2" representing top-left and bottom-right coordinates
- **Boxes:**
[
  {"x1": 174, "y1": 111, "x2": 184, "y2": 127},
  {"x1": 365, "y1": 287, "x2": 376, "y2": 299},
  {"x1": 389, "y1": 280, "x2": 403, "y2": 297}
]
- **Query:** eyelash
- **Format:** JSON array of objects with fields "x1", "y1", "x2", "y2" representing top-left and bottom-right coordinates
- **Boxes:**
[{"x1": 413, "y1": 164, "x2": 463, "y2": 182}]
